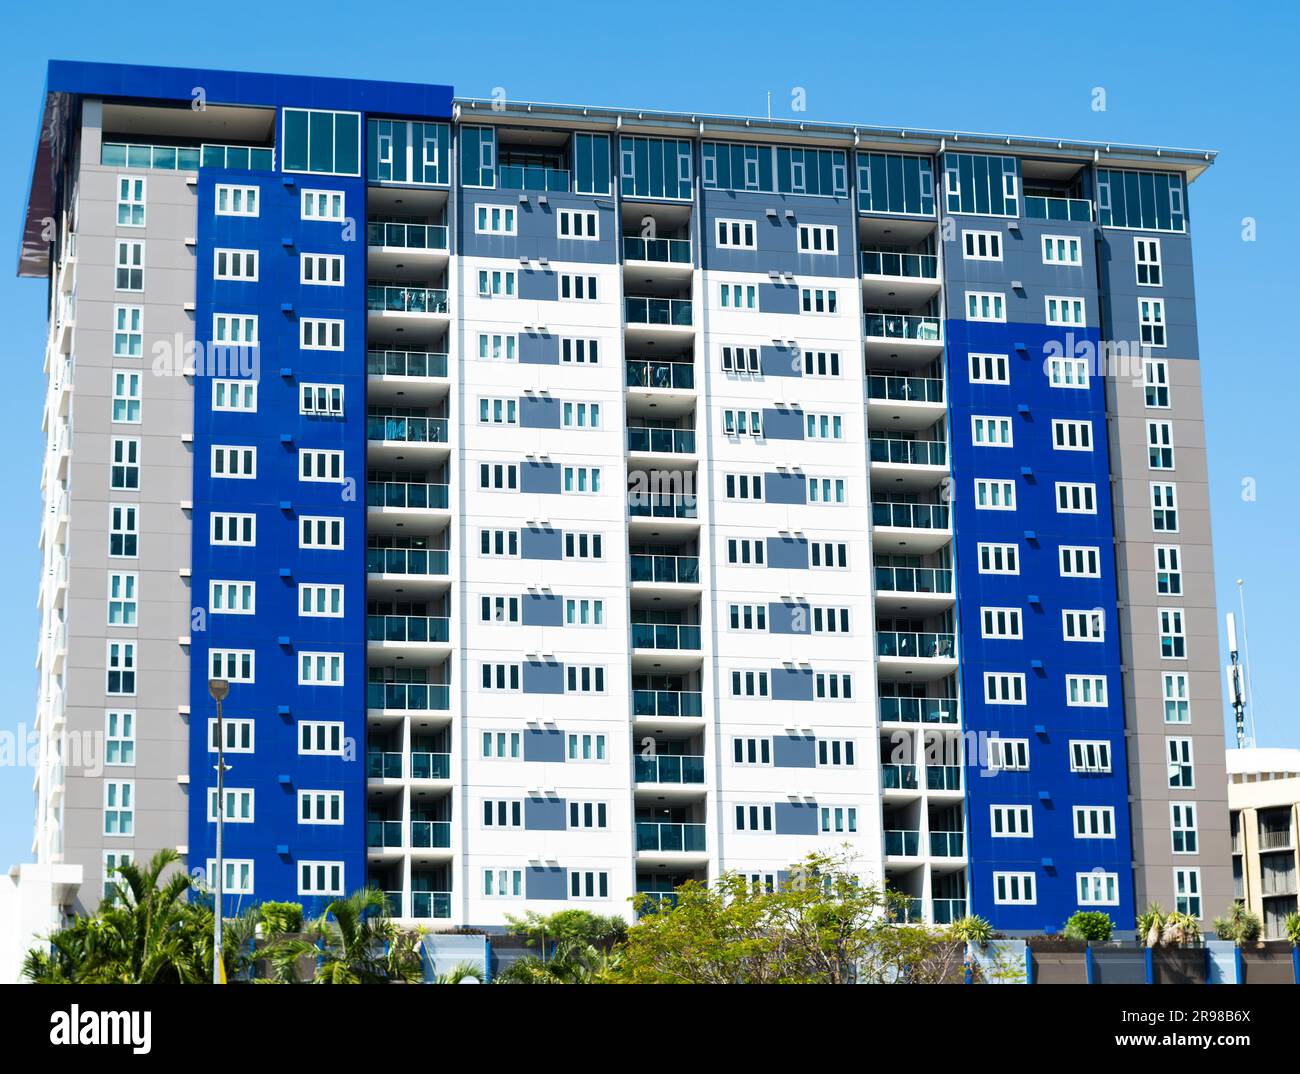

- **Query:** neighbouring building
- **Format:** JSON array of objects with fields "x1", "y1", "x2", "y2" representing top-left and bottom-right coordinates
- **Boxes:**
[{"x1": 1228, "y1": 747, "x2": 1300, "y2": 938}]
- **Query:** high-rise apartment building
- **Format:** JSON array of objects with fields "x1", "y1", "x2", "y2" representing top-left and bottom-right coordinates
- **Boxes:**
[{"x1": 12, "y1": 60, "x2": 1232, "y2": 947}]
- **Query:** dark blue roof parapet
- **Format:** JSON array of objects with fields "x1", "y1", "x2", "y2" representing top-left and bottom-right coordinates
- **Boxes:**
[{"x1": 19, "y1": 60, "x2": 454, "y2": 277}]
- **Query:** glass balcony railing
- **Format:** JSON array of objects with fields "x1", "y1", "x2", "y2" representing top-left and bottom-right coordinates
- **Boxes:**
[
  {"x1": 411, "y1": 821, "x2": 451, "y2": 848},
  {"x1": 929, "y1": 831, "x2": 965, "y2": 857},
  {"x1": 890, "y1": 897, "x2": 925, "y2": 924},
  {"x1": 366, "y1": 415, "x2": 448, "y2": 444},
  {"x1": 498, "y1": 164, "x2": 570, "y2": 192},
  {"x1": 628, "y1": 493, "x2": 698, "y2": 520},
  {"x1": 864, "y1": 312, "x2": 942, "y2": 341},
  {"x1": 412, "y1": 891, "x2": 452, "y2": 919},
  {"x1": 1024, "y1": 195, "x2": 1093, "y2": 222},
  {"x1": 367, "y1": 615, "x2": 450, "y2": 644},
  {"x1": 866, "y1": 374, "x2": 944, "y2": 404},
  {"x1": 927, "y1": 766, "x2": 963, "y2": 792},
  {"x1": 367, "y1": 349, "x2": 448, "y2": 379},
  {"x1": 636, "y1": 821, "x2": 706, "y2": 853},
  {"x1": 367, "y1": 751, "x2": 402, "y2": 779},
  {"x1": 630, "y1": 554, "x2": 700, "y2": 585},
  {"x1": 878, "y1": 697, "x2": 959, "y2": 725},
  {"x1": 884, "y1": 829, "x2": 921, "y2": 857},
  {"x1": 870, "y1": 438, "x2": 948, "y2": 467},
  {"x1": 880, "y1": 763, "x2": 918, "y2": 790},
  {"x1": 932, "y1": 898, "x2": 967, "y2": 925},
  {"x1": 871, "y1": 502, "x2": 951, "y2": 530},
  {"x1": 623, "y1": 236, "x2": 692, "y2": 264},
  {"x1": 875, "y1": 566, "x2": 954, "y2": 594},
  {"x1": 366, "y1": 683, "x2": 450, "y2": 711},
  {"x1": 626, "y1": 297, "x2": 693, "y2": 326},
  {"x1": 100, "y1": 142, "x2": 275, "y2": 171},
  {"x1": 627, "y1": 427, "x2": 696, "y2": 454},
  {"x1": 635, "y1": 891, "x2": 679, "y2": 918},
  {"x1": 366, "y1": 481, "x2": 450, "y2": 510},
  {"x1": 877, "y1": 632, "x2": 956, "y2": 659},
  {"x1": 632, "y1": 689, "x2": 703, "y2": 718},
  {"x1": 367, "y1": 222, "x2": 449, "y2": 250},
  {"x1": 635, "y1": 755, "x2": 706, "y2": 784},
  {"x1": 367, "y1": 819, "x2": 403, "y2": 848},
  {"x1": 631, "y1": 623, "x2": 702, "y2": 651},
  {"x1": 383, "y1": 890, "x2": 404, "y2": 916},
  {"x1": 861, "y1": 250, "x2": 938, "y2": 279},
  {"x1": 366, "y1": 547, "x2": 449, "y2": 576},
  {"x1": 411, "y1": 752, "x2": 451, "y2": 780},
  {"x1": 625, "y1": 359, "x2": 695, "y2": 390},
  {"x1": 367, "y1": 285, "x2": 449, "y2": 314}
]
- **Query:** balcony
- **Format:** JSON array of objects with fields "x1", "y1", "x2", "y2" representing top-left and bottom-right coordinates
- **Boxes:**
[
  {"x1": 631, "y1": 623, "x2": 702, "y2": 651},
  {"x1": 626, "y1": 359, "x2": 695, "y2": 391},
  {"x1": 366, "y1": 349, "x2": 449, "y2": 405},
  {"x1": 367, "y1": 284, "x2": 449, "y2": 318},
  {"x1": 623, "y1": 236, "x2": 692, "y2": 265},
  {"x1": 411, "y1": 891, "x2": 452, "y2": 919},
  {"x1": 498, "y1": 164, "x2": 569, "y2": 192},
  {"x1": 881, "y1": 763, "x2": 919, "y2": 791},
  {"x1": 410, "y1": 752, "x2": 451, "y2": 781},
  {"x1": 929, "y1": 831, "x2": 965, "y2": 858},
  {"x1": 869, "y1": 437, "x2": 947, "y2": 468},
  {"x1": 625, "y1": 297, "x2": 693, "y2": 347},
  {"x1": 367, "y1": 221, "x2": 448, "y2": 250},
  {"x1": 870, "y1": 501, "x2": 951, "y2": 554},
  {"x1": 366, "y1": 482, "x2": 450, "y2": 514},
  {"x1": 100, "y1": 141, "x2": 274, "y2": 172},
  {"x1": 630, "y1": 554, "x2": 700, "y2": 586},
  {"x1": 866, "y1": 373, "x2": 945, "y2": 431},
  {"x1": 367, "y1": 349, "x2": 448, "y2": 380},
  {"x1": 633, "y1": 689, "x2": 703, "y2": 720},
  {"x1": 874, "y1": 565, "x2": 955, "y2": 615},
  {"x1": 932, "y1": 898, "x2": 967, "y2": 924},
  {"x1": 884, "y1": 829, "x2": 921, "y2": 857},
  {"x1": 367, "y1": 820, "x2": 404, "y2": 850},
  {"x1": 860, "y1": 250, "x2": 941, "y2": 305},
  {"x1": 366, "y1": 415, "x2": 450, "y2": 466},
  {"x1": 864, "y1": 312, "x2": 943, "y2": 364},
  {"x1": 879, "y1": 696, "x2": 959, "y2": 725},
  {"x1": 367, "y1": 751, "x2": 402, "y2": 779},
  {"x1": 926, "y1": 766, "x2": 963, "y2": 793},
  {"x1": 366, "y1": 682, "x2": 451, "y2": 714},
  {"x1": 411, "y1": 821, "x2": 452, "y2": 850},
  {"x1": 635, "y1": 755, "x2": 706, "y2": 785},
  {"x1": 877, "y1": 631, "x2": 957, "y2": 680},
  {"x1": 1259, "y1": 827, "x2": 1294, "y2": 852},
  {"x1": 627, "y1": 427, "x2": 696, "y2": 457},
  {"x1": 628, "y1": 493, "x2": 698, "y2": 524},
  {"x1": 636, "y1": 822, "x2": 706, "y2": 855},
  {"x1": 1024, "y1": 195, "x2": 1092, "y2": 222},
  {"x1": 366, "y1": 547, "x2": 449, "y2": 577},
  {"x1": 366, "y1": 615, "x2": 451, "y2": 655}
]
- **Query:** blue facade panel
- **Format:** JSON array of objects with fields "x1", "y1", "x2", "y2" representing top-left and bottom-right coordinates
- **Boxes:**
[
  {"x1": 519, "y1": 396, "x2": 560, "y2": 429},
  {"x1": 772, "y1": 735, "x2": 817, "y2": 768},
  {"x1": 761, "y1": 407, "x2": 804, "y2": 441},
  {"x1": 523, "y1": 728, "x2": 566, "y2": 762},
  {"x1": 770, "y1": 668, "x2": 814, "y2": 702},
  {"x1": 523, "y1": 659, "x2": 565, "y2": 695},
  {"x1": 767, "y1": 601, "x2": 811, "y2": 635},
  {"x1": 520, "y1": 460, "x2": 561, "y2": 495},
  {"x1": 775, "y1": 802, "x2": 820, "y2": 835},
  {"x1": 522, "y1": 592, "x2": 564, "y2": 627},
  {"x1": 763, "y1": 471, "x2": 806, "y2": 505},
  {"x1": 524, "y1": 796, "x2": 567, "y2": 831},
  {"x1": 766, "y1": 536, "x2": 809, "y2": 569},
  {"x1": 521, "y1": 526, "x2": 563, "y2": 560}
]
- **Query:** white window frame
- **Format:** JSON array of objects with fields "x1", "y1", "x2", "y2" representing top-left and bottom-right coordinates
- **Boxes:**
[
  {"x1": 968, "y1": 353, "x2": 1010, "y2": 384},
  {"x1": 965, "y1": 291, "x2": 1006, "y2": 322},
  {"x1": 300, "y1": 252, "x2": 344, "y2": 287},
  {"x1": 1069, "y1": 740, "x2": 1113, "y2": 773},
  {"x1": 993, "y1": 872, "x2": 1036, "y2": 905},
  {"x1": 1041, "y1": 234, "x2": 1082, "y2": 266},
  {"x1": 213, "y1": 248, "x2": 259, "y2": 282},
  {"x1": 1044, "y1": 295, "x2": 1086, "y2": 326},
  {"x1": 977, "y1": 542, "x2": 1019, "y2": 575},
  {"x1": 217, "y1": 184, "x2": 259, "y2": 218},
  {"x1": 298, "y1": 651, "x2": 344, "y2": 686},
  {"x1": 962, "y1": 230, "x2": 1002, "y2": 261}
]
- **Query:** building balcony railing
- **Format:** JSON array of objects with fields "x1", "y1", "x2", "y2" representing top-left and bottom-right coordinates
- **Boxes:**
[
  {"x1": 864, "y1": 312, "x2": 942, "y2": 341},
  {"x1": 884, "y1": 829, "x2": 921, "y2": 857},
  {"x1": 630, "y1": 554, "x2": 700, "y2": 585},
  {"x1": 623, "y1": 236, "x2": 692, "y2": 264},
  {"x1": 410, "y1": 752, "x2": 451, "y2": 780},
  {"x1": 367, "y1": 222, "x2": 449, "y2": 250},
  {"x1": 366, "y1": 481, "x2": 450, "y2": 512},
  {"x1": 367, "y1": 349, "x2": 448, "y2": 379},
  {"x1": 633, "y1": 689, "x2": 703, "y2": 718},
  {"x1": 366, "y1": 547, "x2": 449, "y2": 576},
  {"x1": 932, "y1": 898, "x2": 967, "y2": 924},
  {"x1": 366, "y1": 683, "x2": 450, "y2": 711},
  {"x1": 367, "y1": 615, "x2": 450, "y2": 644},
  {"x1": 412, "y1": 891, "x2": 452, "y2": 919},
  {"x1": 626, "y1": 359, "x2": 695, "y2": 390},
  {"x1": 881, "y1": 763, "x2": 918, "y2": 791},
  {"x1": 866, "y1": 374, "x2": 944, "y2": 404},
  {"x1": 367, "y1": 285, "x2": 449, "y2": 315},
  {"x1": 100, "y1": 141, "x2": 275, "y2": 171},
  {"x1": 635, "y1": 755, "x2": 706, "y2": 784},
  {"x1": 929, "y1": 830, "x2": 965, "y2": 857},
  {"x1": 872, "y1": 502, "x2": 951, "y2": 530},
  {"x1": 870, "y1": 438, "x2": 948, "y2": 467},
  {"x1": 366, "y1": 415, "x2": 449, "y2": 445},
  {"x1": 498, "y1": 164, "x2": 570, "y2": 192},
  {"x1": 879, "y1": 697, "x2": 959, "y2": 725},
  {"x1": 1024, "y1": 195, "x2": 1093, "y2": 222},
  {"x1": 636, "y1": 822, "x2": 706, "y2": 853},
  {"x1": 625, "y1": 297, "x2": 693, "y2": 326},
  {"x1": 877, "y1": 632, "x2": 956, "y2": 659},
  {"x1": 890, "y1": 898, "x2": 925, "y2": 924},
  {"x1": 631, "y1": 623, "x2": 701, "y2": 651},
  {"x1": 411, "y1": 821, "x2": 451, "y2": 849},
  {"x1": 367, "y1": 751, "x2": 402, "y2": 779},
  {"x1": 875, "y1": 566, "x2": 954, "y2": 595},
  {"x1": 926, "y1": 766, "x2": 963, "y2": 792},
  {"x1": 1259, "y1": 828, "x2": 1294, "y2": 851},
  {"x1": 861, "y1": 250, "x2": 938, "y2": 279},
  {"x1": 628, "y1": 493, "x2": 698, "y2": 520},
  {"x1": 627, "y1": 428, "x2": 696, "y2": 454},
  {"x1": 634, "y1": 892, "x2": 679, "y2": 918},
  {"x1": 367, "y1": 820, "x2": 403, "y2": 848}
]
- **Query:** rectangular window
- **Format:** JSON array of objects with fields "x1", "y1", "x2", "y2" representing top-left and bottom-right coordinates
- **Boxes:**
[
  {"x1": 566, "y1": 666, "x2": 606, "y2": 694},
  {"x1": 106, "y1": 572, "x2": 138, "y2": 626},
  {"x1": 978, "y1": 542, "x2": 1019, "y2": 575},
  {"x1": 1073, "y1": 806, "x2": 1116, "y2": 839},
  {"x1": 474, "y1": 204, "x2": 517, "y2": 235},
  {"x1": 299, "y1": 584, "x2": 344, "y2": 618},
  {"x1": 1139, "y1": 297, "x2": 1167, "y2": 347},
  {"x1": 1045, "y1": 296, "x2": 1086, "y2": 326},
  {"x1": 478, "y1": 333, "x2": 518, "y2": 362},
  {"x1": 1159, "y1": 608, "x2": 1187, "y2": 659},
  {"x1": 726, "y1": 538, "x2": 765, "y2": 566},
  {"x1": 211, "y1": 379, "x2": 256, "y2": 413},
  {"x1": 963, "y1": 230, "x2": 1003, "y2": 261},
  {"x1": 480, "y1": 596, "x2": 520, "y2": 624},
  {"x1": 729, "y1": 670, "x2": 770, "y2": 698},
  {"x1": 735, "y1": 804, "x2": 775, "y2": 832},
  {"x1": 301, "y1": 317, "x2": 344, "y2": 351},
  {"x1": 993, "y1": 872, "x2": 1036, "y2": 905},
  {"x1": 214, "y1": 248, "x2": 259, "y2": 281},
  {"x1": 820, "y1": 806, "x2": 858, "y2": 834},
  {"x1": 113, "y1": 306, "x2": 143, "y2": 358},
  {"x1": 479, "y1": 397, "x2": 517, "y2": 426},
  {"x1": 298, "y1": 862, "x2": 345, "y2": 897},
  {"x1": 300, "y1": 383, "x2": 343, "y2": 416},
  {"x1": 208, "y1": 787, "x2": 255, "y2": 823},
  {"x1": 1151, "y1": 482, "x2": 1179, "y2": 531},
  {"x1": 482, "y1": 800, "x2": 523, "y2": 829},
  {"x1": 109, "y1": 504, "x2": 139, "y2": 558},
  {"x1": 213, "y1": 313, "x2": 257, "y2": 345},
  {"x1": 811, "y1": 607, "x2": 852, "y2": 635},
  {"x1": 569, "y1": 871, "x2": 610, "y2": 900},
  {"x1": 724, "y1": 473, "x2": 763, "y2": 501},
  {"x1": 299, "y1": 790, "x2": 344, "y2": 825},
  {"x1": 1059, "y1": 545, "x2": 1101, "y2": 578},
  {"x1": 103, "y1": 850, "x2": 134, "y2": 899},
  {"x1": 564, "y1": 598, "x2": 603, "y2": 626},
  {"x1": 975, "y1": 479, "x2": 1016, "y2": 511},
  {"x1": 560, "y1": 274, "x2": 598, "y2": 301},
  {"x1": 300, "y1": 516, "x2": 344, "y2": 550},
  {"x1": 1052, "y1": 419, "x2": 1093, "y2": 452},
  {"x1": 565, "y1": 532, "x2": 604, "y2": 561},
  {"x1": 1167, "y1": 737, "x2": 1195, "y2": 789},
  {"x1": 800, "y1": 288, "x2": 838, "y2": 314},
  {"x1": 945, "y1": 153, "x2": 1019, "y2": 217},
  {"x1": 481, "y1": 663, "x2": 521, "y2": 691},
  {"x1": 969, "y1": 353, "x2": 1010, "y2": 384},
  {"x1": 115, "y1": 240, "x2": 143, "y2": 291},
  {"x1": 815, "y1": 673, "x2": 853, "y2": 700},
  {"x1": 105, "y1": 710, "x2": 135, "y2": 765},
  {"x1": 1066, "y1": 675, "x2": 1107, "y2": 707},
  {"x1": 972, "y1": 415, "x2": 1013, "y2": 447},
  {"x1": 1048, "y1": 356, "x2": 1090, "y2": 389},
  {"x1": 803, "y1": 350, "x2": 841, "y2": 377},
  {"x1": 1148, "y1": 420, "x2": 1175, "y2": 469},
  {"x1": 1041, "y1": 234, "x2": 1082, "y2": 266},
  {"x1": 562, "y1": 402, "x2": 600, "y2": 429},
  {"x1": 301, "y1": 253, "x2": 344, "y2": 286},
  {"x1": 479, "y1": 462, "x2": 519, "y2": 492},
  {"x1": 104, "y1": 781, "x2": 134, "y2": 836},
  {"x1": 209, "y1": 718, "x2": 254, "y2": 754},
  {"x1": 1062, "y1": 609, "x2": 1105, "y2": 643},
  {"x1": 299, "y1": 721, "x2": 345, "y2": 755},
  {"x1": 817, "y1": 739, "x2": 855, "y2": 767},
  {"x1": 984, "y1": 673, "x2": 1026, "y2": 705},
  {"x1": 560, "y1": 338, "x2": 598, "y2": 365},
  {"x1": 111, "y1": 370, "x2": 141, "y2": 423},
  {"x1": 724, "y1": 409, "x2": 763, "y2": 437},
  {"x1": 729, "y1": 603, "x2": 768, "y2": 632},
  {"x1": 300, "y1": 450, "x2": 344, "y2": 483},
  {"x1": 716, "y1": 219, "x2": 757, "y2": 249},
  {"x1": 981, "y1": 607, "x2": 1023, "y2": 640},
  {"x1": 110, "y1": 437, "x2": 139, "y2": 490},
  {"x1": 478, "y1": 268, "x2": 516, "y2": 298},
  {"x1": 1097, "y1": 169, "x2": 1185, "y2": 232},
  {"x1": 567, "y1": 733, "x2": 606, "y2": 762},
  {"x1": 1135, "y1": 237, "x2": 1163, "y2": 285},
  {"x1": 209, "y1": 649, "x2": 254, "y2": 684},
  {"x1": 720, "y1": 345, "x2": 761, "y2": 374},
  {"x1": 301, "y1": 189, "x2": 344, "y2": 221},
  {"x1": 966, "y1": 291, "x2": 1005, "y2": 322},
  {"x1": 298, "y1": 652, "x2": 344, "y2": 686},
  {"x1": 208, "y1": 859, "x2": 254, "y2": 896},
  {"x1": 1056, "y1": 482, "x2": 1097, "y2": 514},
  {"x1": 988, "y1": 739, "x2": 1030, "y2": 771},
  {"x1": 1144, "y1": 358, "x2": 1170, "y2": 408},
  {"x1": 482, "y1": 731, "x2": 522, "y2": 759},
  {"x1": 1069, "y1": 740, "x2": 1112, "y2": 773},
  {"x1": 480, "y1": 529, "x2": 520, "y2": 558},
  {"x1": 798, "y1": 224, "x2": 838, "y2": 253},
  {"x1": 557, "y1": 209, "x2": 599, "y2": 239},
  {"x1": 1155, "y1": 545, "x2": 1182, "y2": 595},
  {"x1": 1174, "y1": 868, "x2": 1201, "y2": 917},
  {"x1": 1077, "y1": 872, "x2": 1119, "y2": 906},
  {"x1": 1171, "y1": 802, "x2": 1199, "y2": 854},
  {"x1": 1163, "y1": 672, "x2": 1191, "y2": 724},
  {"x1": 281, "y1": 108, "x2": 361, "y2": 176},
  {"x1": 217, "y1": 184, "x2": 259, "y2": 217},
  {"x1": 733, "y1": 737, "x2": 772, "y2": 766},
  {"x1": 567, "y1": 801, "x2": 609, "y2": 830},
  {"x1": 720, "y1": 283, "x2": 757, "y2": 309},
  {"x1": 991, "y1": 805, "x2": 1033, "y2": 837},
  {"x1": 483, "y1": 869, "x2": 523, "y2": 898},
  {"x1": 810, "y1": 542, "x2": 848, "y2": 569},
  {"x1": 106, "y1": 641, "x2": 136, "y2": 695},
  {"x1": 210, "y1": 512, "x2": 255, "y2": 547}
]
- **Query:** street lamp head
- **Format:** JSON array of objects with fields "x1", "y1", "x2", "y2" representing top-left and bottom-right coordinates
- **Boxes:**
[{"x1": 208, "y1": 678, "x2": 230, "y2": 703}]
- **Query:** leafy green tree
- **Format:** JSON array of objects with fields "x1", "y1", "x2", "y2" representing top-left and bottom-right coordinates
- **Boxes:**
[
  {"x1": 504, "y1": 909, "x2": 627, "y2": 952},
  {"x1": 1063, "y1": 911, "x2": 1114, "y2": 942},
  {"x1": 1213, "y1": 903, "x2": 1262, "y2": 945}
]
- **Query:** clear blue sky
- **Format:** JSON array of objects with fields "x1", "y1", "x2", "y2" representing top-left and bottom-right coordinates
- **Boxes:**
[{"x1": 1, "y1": 1, "x2": 1295, "y2": 867}]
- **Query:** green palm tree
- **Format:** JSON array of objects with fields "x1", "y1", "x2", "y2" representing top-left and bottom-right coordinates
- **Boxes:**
[
  {"x1": 495, "y1": 940, "x2": 619, "y2": 984},
  {"x1": 305, "y1": 887, "x2": 424, "y2": 984},
  {"x1": 430, "y1": 961, "x2": 484, "y2": 984}
]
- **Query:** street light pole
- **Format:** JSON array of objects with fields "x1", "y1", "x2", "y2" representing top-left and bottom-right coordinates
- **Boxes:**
[{"x1": 208, "y1": 678, "x2": 230, "y2": 984}]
